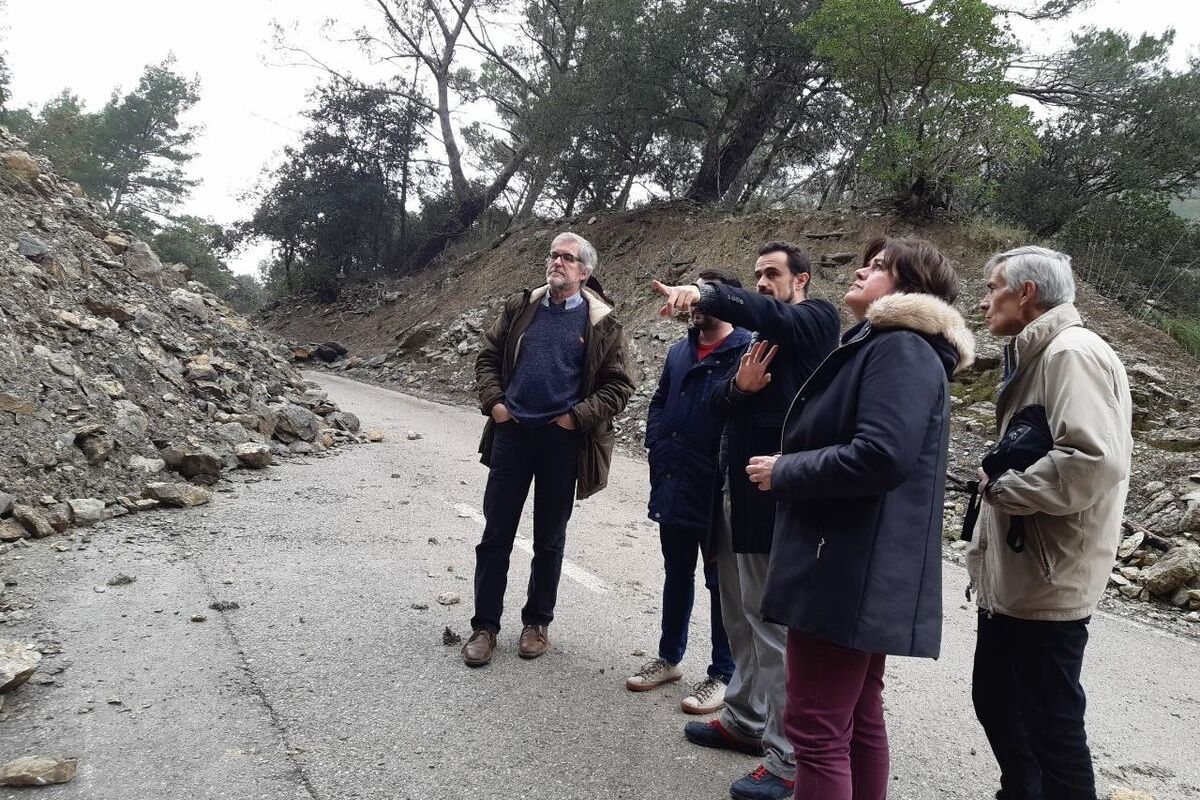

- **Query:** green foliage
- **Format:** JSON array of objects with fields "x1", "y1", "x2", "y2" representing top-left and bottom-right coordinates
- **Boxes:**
[
  {"x1": 3, "y1": 59, "x2": 200, "y2": 224},
  {"x1": 804, "y1": 0, "x2": 1038, "y2": 213},
  {"x1": 1154, "y1": 316, "x2": 1200, "y2": 359},
  {"x1": 997, "y1": 32, "x2": 1200, "y2": 235},
  {"x1": 89, "y1": 58, "x2": 200, "y2": 221},
  {"x1": 150, "y1": 215, "x2": 266, "y2": 313},
  {"x1": 1058, "y1": 193, "x2": 1200, "y2": 317},
  {"x1": 247, "y1": 81, "x2": 430, "y2": 297}
]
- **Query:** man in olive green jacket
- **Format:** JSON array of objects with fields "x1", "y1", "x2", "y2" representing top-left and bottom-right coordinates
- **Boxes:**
[
  {"x1": 970, "y1": 245, "x2": 1132, "y2": 800},
  {"x1": 462, "y1": 231, "x2": 635, "y2": 668}
]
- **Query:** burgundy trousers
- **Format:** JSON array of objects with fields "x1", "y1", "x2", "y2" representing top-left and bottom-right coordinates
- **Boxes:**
[{"x1": 784, "y1": 631, "x2": 889, "y2": 800}]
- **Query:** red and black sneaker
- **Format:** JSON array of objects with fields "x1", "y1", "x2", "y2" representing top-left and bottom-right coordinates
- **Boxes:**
[
  {"x1": 683, "y1": 718, "x2": 765, "y2": 756},
  {"x1": 730, "y1": 764, "x2": 795, "y2": 800}
]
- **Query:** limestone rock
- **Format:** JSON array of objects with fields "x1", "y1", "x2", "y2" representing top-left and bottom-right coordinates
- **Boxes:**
[
  {"x1": 144, "y1": 482, "x2": 211, "y2": 508},
  {"x1": 177, "y1": 448, "x2": 223, "y2": 480},
  {"x1": 103, "y1": 232, "x2": 130, "y2": 253},
  {"x1": 16, "y1": 232, "x2": 50, "y2": 260},
  {"x1": 1117, "y1": 531, "x2": 1144, "y2": 560},
  {"x1": 1, "y1": 150, "x2": 41, "y2": 183},
  {"x1": 11, "y1": 505, "x2": 54, "y2": 538},
  {"x1": 0, "y1": 520, "x2": 24, "y2": 542},
  {"x1": 274, "y1": 403, "x2": 322, "y2": 442},
  {"x1": 124, "y1": 240, "x2": 163, "y2": 285},
  {"x1": 0, "y1": 491, "x2": 13, "y2": 516},
  {"x1": 1140, "y1": 545, "x2": 1200, "y2": 597},
  {"x1": 0, "y1": 755, "x2": 77, "y2": 787},
  {"x1": 1128, "y1": 363, "x2": 1166, "y2": 385},
  {"x1": 0, "y1": 392, "x2": 35, "y2": 415},
  {"x1": 66, "y1": 498, "x2": 105, "y2": 527},
  {"x1": 1118, "y1": 584, "x2": 1144, "y2": 599},
  {"x1": 1180, "y1": 491, "x2": 1200, "y2": 533},
  {"x1": 128, "y1": 456, "x2": 166, "y2": 474},
  {"x1": 169, "y1": 288, "x2": 210, "y2": 319},
  {"x1": 0, "y1": 640, "x2": 42, "y2": 692},
  {"x1": 327, "y1": 411, "x2": 361, "y2": 433},
  {"x1": 234, "y1": 442, "x2": 272, "y2": 469}
]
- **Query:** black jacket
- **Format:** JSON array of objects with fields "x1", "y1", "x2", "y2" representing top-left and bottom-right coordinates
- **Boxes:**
[
  {"x1": 698, "y1": 283, "x2": 840, "y2": 553},
  {"x1": 646, "y1": 326, "x2": 752, "y2": 531},
  {"x1": 761, "y1": 293, "x2": 974, "y2": 658}
]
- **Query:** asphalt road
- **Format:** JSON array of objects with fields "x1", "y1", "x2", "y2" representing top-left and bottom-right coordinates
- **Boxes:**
[{"x1": 2, "y1": 372, "x2": 1197, "y2": 800}]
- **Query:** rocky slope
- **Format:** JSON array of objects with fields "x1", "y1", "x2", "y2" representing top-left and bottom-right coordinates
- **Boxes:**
[
  {"x1": 0, "y1": 127, "x2": 371, "y2": 551},
  {"x1": 259, "y1": 204, "x2": 1200, "y2": 629}
]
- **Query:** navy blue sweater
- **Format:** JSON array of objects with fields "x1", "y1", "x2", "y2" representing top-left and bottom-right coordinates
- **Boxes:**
[{"x1": 505, "y1": 300, "x2": 588, "y2": 425}]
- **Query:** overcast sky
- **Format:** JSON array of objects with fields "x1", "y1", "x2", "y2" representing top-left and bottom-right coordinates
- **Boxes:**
[{"x1": 3, "y1": 0, "x2": 1197, "y2": 276}]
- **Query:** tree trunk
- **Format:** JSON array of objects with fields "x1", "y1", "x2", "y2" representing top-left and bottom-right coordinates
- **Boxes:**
[
  {"x1": 615, "y1": 133, "x2": 651, "y2": 211},
  {"x1": 407, "y1": 144, "x2": 531, "y2": 269},
  {"x1": 515, "y1": 161, "x2": 547, "y2": 222},
  {"x1": 685, "y1": 76, "x2": 792, "y2": 205}
]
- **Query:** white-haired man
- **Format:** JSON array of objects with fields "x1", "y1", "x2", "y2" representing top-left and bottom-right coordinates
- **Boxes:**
[
  {"x1": 970, "y1": 246, "x2": 1132, "y2": 800},
  {"x1": 464, "y1": 232, "x2": 635, "y2": 667}
]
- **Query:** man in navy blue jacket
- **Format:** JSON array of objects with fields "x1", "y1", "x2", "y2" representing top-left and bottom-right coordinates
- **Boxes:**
[
  {"x1": 627, "y1": 269, "x2": 751, "y2": 715},
  {"x1": 653, "y1": 242, "x2": 840, "y2": 800}
]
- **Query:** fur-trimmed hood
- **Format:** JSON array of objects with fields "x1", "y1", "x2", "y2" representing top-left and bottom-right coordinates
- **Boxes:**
[{"x1": 865, "y1": 293, "x2": 975, "y2": 375}]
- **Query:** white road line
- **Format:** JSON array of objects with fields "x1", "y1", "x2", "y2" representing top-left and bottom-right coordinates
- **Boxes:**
[{"x1": 452, "y1": 502, "x2": 611, "y2": 595}]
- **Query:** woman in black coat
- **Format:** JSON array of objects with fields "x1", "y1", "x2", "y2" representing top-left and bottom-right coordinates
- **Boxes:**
[{"x1": 745, "y1": 237, "x2": 974, "y2": 800}]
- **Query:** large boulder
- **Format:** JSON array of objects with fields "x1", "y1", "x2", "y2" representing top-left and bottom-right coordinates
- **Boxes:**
[
  {"x1": 66, "y1": 498, "x2": 105, "y2": 527},
  {"x1": 1, "y1": 150, "x2": 40, "y2": 184},
  {"x1": 274, "y1": 403, "x2": 322, "y2": 442},
  {"x1": 124, "y1": 240, "x2": 163, "y2": 286},
  {"x1": 234, "y1": 442, "x2": 272, "y2": 469},
  {"x1": 1141, "y1": 545, "x2": 1200, "y2": 597},
  {"x1": 144, "y1": 482, "x2": 211, "y2": 508}
]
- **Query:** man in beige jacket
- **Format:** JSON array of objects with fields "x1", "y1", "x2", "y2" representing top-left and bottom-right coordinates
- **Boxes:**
[{"x1": 969, "y1": 245, "x2": 1132, "y2": 800}]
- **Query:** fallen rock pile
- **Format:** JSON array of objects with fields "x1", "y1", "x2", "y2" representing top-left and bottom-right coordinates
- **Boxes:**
[{"x1": 0, "y1": 127, "x2": 367, "y2": 543}]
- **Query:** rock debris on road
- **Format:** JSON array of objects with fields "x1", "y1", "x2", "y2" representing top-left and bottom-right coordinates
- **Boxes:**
[{"x1": 0, "y1": 373, "x2": 1196, "y2": 800}]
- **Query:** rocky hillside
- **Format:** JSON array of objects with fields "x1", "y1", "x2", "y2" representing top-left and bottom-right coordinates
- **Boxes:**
[
  {"x1": 0, "y1": 128, "x2": 371, "y2": 548},
  {"x1": 259, "y1": 204, "x2": 1200, "y2": 630}
]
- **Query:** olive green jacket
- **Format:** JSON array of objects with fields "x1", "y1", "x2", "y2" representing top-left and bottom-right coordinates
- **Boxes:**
[{"x1": 475, "y1": 279, "x2": 635, "y2": 499}]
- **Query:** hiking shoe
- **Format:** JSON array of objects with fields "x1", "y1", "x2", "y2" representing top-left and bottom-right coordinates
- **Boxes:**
[
  {"x1": 683, "y1": 718, "x2": 764, "y2": 756},
  {"x1": 730, "y1": 765, "x2": 795, "y2": 800},
  {"x1": 461, "y1": 628, "x2": 496, "y2": 667},
  {"x1": 625, "y1": 657, "x2": 684, "y2": 692},
  {"x1": 681, "y1": 676, "x2": 727, "y2": 714}
]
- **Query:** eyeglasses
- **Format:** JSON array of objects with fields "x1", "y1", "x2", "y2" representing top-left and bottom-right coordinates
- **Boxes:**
[{"x1": 546, "y1": 251, "x2": 581, "y2": 265}]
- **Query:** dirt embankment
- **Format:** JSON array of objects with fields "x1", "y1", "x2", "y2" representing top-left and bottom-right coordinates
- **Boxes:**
[{"x1": 259, "y1": 203, "x2": 1200, "y2": 629}]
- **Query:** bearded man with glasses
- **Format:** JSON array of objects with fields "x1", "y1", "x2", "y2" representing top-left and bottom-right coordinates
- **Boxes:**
[{"x1": 463, "y1": 231, "x2": 635, "y2": 667}]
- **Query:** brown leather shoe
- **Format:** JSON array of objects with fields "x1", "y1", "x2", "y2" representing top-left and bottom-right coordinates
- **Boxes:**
[
  {"x1": 518, "y1": 624, "x2": 549, "y2": 659},
  {"x1": 461, "y1": 628, "x2": 497, "y2": 667}
]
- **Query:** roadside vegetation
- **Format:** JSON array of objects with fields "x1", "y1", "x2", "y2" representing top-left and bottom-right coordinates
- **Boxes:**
[{"x1": 0, "y1": 1, "x2": 1197, "y2": 349}]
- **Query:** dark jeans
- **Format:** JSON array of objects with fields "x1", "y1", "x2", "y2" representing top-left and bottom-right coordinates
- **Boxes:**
[
  {"x1": 658, "y1": 524, "x2": 734, "y2": 682},
  {"x1": 471, "y1": 420, "x2": 580, "y2": 634},
  {"x1": 972, "y1": 611, "x2": 1096, "y2": 800}
]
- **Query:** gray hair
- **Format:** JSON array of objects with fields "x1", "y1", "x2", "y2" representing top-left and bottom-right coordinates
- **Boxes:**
[
  {"x1": 985, "y1": 245, "x2": 1076, "y2": 309},
  {"x1": 553, "y1": 232, "x2": 598, "y2": 276}
]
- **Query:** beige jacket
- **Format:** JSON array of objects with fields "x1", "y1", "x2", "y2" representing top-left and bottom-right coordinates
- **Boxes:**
[{"x1": 966, "y1": 304, "x2": 1132, "y2": 621}]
